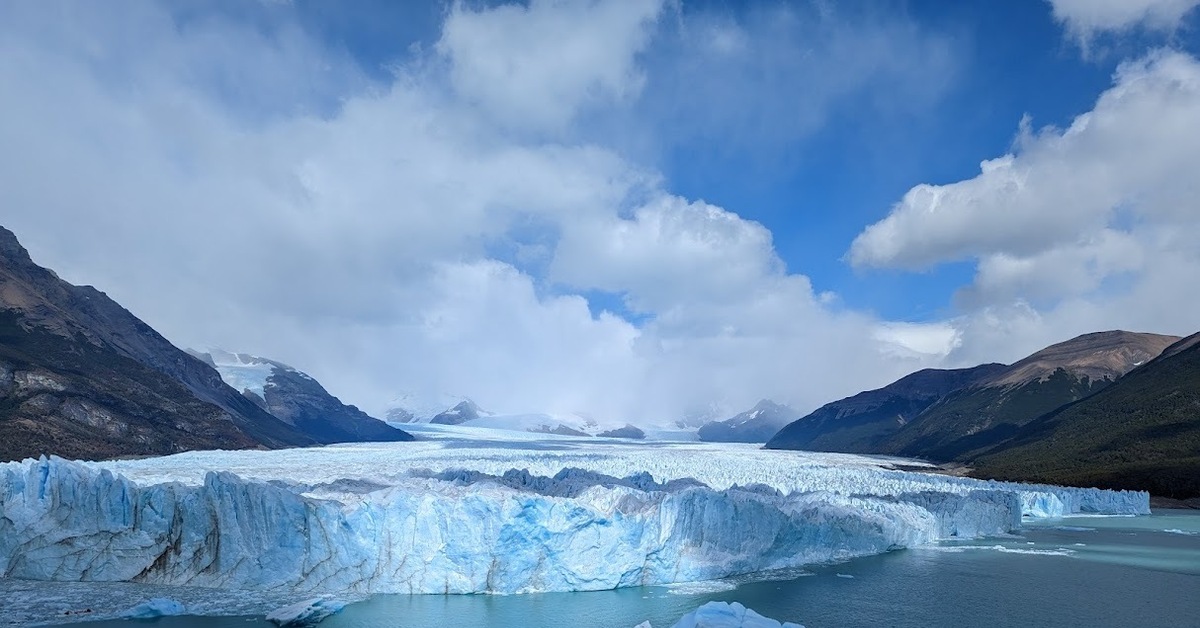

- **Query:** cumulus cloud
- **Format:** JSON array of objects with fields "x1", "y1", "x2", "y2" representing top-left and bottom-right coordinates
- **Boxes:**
[
  {"x1": 852, "y1": 50, "x2": 1200, "y2": 364},
  {"x1": 437, "y1": 0, "x2": 666, "y2": 133},
  {"x1": 1048, "y1": 0, "x2": 1200, "y2": 40},
  {"x1": 0, "y1": 0, "x2": 962, "y2": 424},
  {"x1": 550, "y1": 196, "x2": 783, "y2": 312}
]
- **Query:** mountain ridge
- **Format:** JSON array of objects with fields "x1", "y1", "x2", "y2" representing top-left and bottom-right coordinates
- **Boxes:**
[
  {"x1": 197, "y1": 350, "x2": 413, "y2": 444},
  {"x1": 765, "y1": 363, "x2": 1007, "y2": 453},
  {"x1": 0, "y1": 225, "x2": 315, "y2": 460}
]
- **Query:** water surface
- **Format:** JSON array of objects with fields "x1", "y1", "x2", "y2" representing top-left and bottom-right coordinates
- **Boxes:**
[{"x1": 21, "y1": 509, "x2": 1197, "y2": 628}]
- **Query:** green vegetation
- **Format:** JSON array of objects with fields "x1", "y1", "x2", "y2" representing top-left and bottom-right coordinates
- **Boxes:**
[
  {"x1": 764, "y1": 364, "x2": 1006, "y2": 453},
  {"x1": 883, "y1": 368, "x2": 1110, "y2": 460},
  {"x1": 972, "y1": 336, "x2": 1200, "y2": 499}
]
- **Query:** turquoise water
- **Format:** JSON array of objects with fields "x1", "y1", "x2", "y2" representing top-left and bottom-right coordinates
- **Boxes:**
[{"x1": 37, "y1": 509, "x2": 1200, "y2": 628}]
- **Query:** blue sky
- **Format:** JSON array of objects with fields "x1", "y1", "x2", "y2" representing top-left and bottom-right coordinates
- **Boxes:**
[
  {"x1": 243, "y1": 0, "x2": 1200, "y2": 322},
  {"x1": 2, "y1": 0, "x2": 1199, "y2": 422}
]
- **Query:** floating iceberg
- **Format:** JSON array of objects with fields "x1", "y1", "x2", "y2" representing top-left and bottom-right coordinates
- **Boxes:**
[
  {"x1": 265, "y1": 598, "x2": 346, "y2": 627},
  {"x1": 119, "y1": 597, "x2": 186, "y2": 619},
  {"x1": 0, "y1": 439, "x2": 1149, "y2": 597},
  {"x1": 637, "y1": 601, "x2": 804, "y2": 628}
]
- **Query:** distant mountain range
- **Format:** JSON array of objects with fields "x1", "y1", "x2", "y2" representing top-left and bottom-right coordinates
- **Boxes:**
[
  {"x1": 697, "y1": 399, "x2": 800, "y2": 443},
  {"x1": 0, "y1": 225, "x2": 408, "y2": 461},
  {"x1": 768, "y1": 330, "x2": 1199, "y2": 498},
  {"x1": 386, "y1": 396, "x2": 647, "y2": 439}
]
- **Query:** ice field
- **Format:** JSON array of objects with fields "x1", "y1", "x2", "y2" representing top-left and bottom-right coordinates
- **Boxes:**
[{"x1": 0, "y1": 425, "x2": 1149, "y2": 602}]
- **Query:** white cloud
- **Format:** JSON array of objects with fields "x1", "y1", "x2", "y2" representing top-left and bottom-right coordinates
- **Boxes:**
[
  {"x1": 852, "y1": 50, "x2": 1200, "y2": 364},
  {"x1": 550, "y1": 195, "x2": 782, "y2": 312},
  {"x1": 851, "y1": 51, "x2": 1200, "y2": 271},
  {"x1": 1048, "y1": 0, "x2": 1200, "y2": 40},
  {"x1": 437, "y1": 0, "x2": 666, "y2": 133},
  {"x1": 0, "y1": 0, "x2": 960, "y2": 424}
]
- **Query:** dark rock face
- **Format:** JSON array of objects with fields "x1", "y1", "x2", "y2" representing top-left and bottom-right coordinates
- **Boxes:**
[
  {"x1": 0, "y1": 313, "x2": 269, "y2": 461},
  {"x1": 216, "y1": 355, "x2": 413, "y2": 444},
  {"x1": 597, "y1": 425, "x2": 646, "y2": 439},
  {"x1": 0, "y1": 228, "x2": 314, "y2": 453},
  {"x1": 0, "y1": 225, "x2": 321, "y2": 460},
  {"x1": 765, "y1": 364, "x2": 1006, "y2": 454},
  {"x1": 698, "y1": 400, "x2": 798, "y2": 443},
  {"x1": 0, "y1": 226, "x2": 315, "y2": 460},
  {"x1": 430, "y1": 400, "x2": 483, "y2": 425}
]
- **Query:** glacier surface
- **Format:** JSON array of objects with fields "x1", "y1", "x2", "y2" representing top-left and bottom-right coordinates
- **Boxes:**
[{"x1": 0, "y1": 433, "x2": 1148, "y2": 598}]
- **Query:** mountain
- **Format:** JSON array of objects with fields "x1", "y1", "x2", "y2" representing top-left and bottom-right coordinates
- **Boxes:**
[
  {"x1": 764, "y1": 364, "x2": 1007, "y2": 453},
  {"x1": 878, "y1": 331, "x2": 1180, "y2": 460},
  {"x1": 448, "y1": 411, "x2": 597, "y2": 436},
  {"x1": 698, "y1": 400, "x2": 799, "y2": 443},
  {"x1": 196, "y1": 350, "x2": 412, "y2": 444},
  {"x1": 384, "y1": 392, "x2": 472, "y2": 423},
  {"x1": 971, "y1": 332, "x2": 1200, "y2": 499},
  {"x1": 430, "y1": 400, "x2": 487, "y2": 425},
  {"x1": 0, "y1": 226, "x2": 313, "y2": 461},
  {"x1": 597, "y1": 424, "x2": 646, "y2": 439}
]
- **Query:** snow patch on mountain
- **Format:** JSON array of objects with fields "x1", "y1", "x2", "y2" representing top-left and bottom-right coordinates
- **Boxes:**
[
  {"x1": 202, "y1": 349, "x2": 309, "y2": 398},
  {"x1": 384, "y1": 392, "x2": 473, "y2": 423},
  {"x1": 459, "y1": 412, "x2": 605, "y2": 436}
]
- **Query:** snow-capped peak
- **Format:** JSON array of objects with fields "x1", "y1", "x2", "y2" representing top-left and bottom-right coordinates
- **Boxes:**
[{"x1": 192, "y1": 349, "x2": 307, "y2": 398}]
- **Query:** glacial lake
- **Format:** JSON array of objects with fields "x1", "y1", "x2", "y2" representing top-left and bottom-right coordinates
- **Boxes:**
[{"x1": 14, "y1": 508, "x2": 1199, "y2": 628}]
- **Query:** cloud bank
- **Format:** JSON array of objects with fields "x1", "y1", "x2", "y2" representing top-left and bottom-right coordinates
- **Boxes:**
[
  {"x1": 1, "y1": 1, "x2": 1196, "y2": 425},
  {"x1": 0, "y1": 1, "x2": 958, "y2": 423}
]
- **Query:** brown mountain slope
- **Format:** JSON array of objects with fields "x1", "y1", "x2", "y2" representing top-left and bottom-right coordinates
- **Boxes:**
[
  {"x1": 879, "y1": 331, "x2": 1180, "y2": 461},
  {"x1": 971, "y1": 332, "x2": 1200, "y2": 499},
  {"x1": 0, "y1": 226, "x2": 314, "y2": 460},
  {"x1": 984, "y1": 331, "x2": 1180, "y2": 388},
  {"x1": 764, "y1": 364, "x2": 1007, "y2": 453}
]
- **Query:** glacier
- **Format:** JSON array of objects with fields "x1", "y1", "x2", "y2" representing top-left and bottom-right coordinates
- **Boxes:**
[{"x1": 0, "y1": 433, "x2": 1149, "y2": 599}]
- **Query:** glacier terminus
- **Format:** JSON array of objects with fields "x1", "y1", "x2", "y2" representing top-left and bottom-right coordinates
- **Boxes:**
[{"x1": 0, "y1": 426, "x2": 1148, "y2": 602}]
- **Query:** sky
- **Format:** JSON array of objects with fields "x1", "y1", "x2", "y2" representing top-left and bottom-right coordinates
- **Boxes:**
[{"x1": 1, "y1": 0, "x2": 1199, "y2": 424}]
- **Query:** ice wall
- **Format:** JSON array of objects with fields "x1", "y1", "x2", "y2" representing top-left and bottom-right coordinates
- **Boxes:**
[{"x1": 0, "y1": 455, "x2": 1147, "y2": 596}]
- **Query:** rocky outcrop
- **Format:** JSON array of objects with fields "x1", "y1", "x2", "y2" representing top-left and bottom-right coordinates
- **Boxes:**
[
  {"x1": 430, "y1": 400, "x2": 484, "y2": 426},
  {"x1": 598, "y1": 425, "x2": 646, "y2": 439}
]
